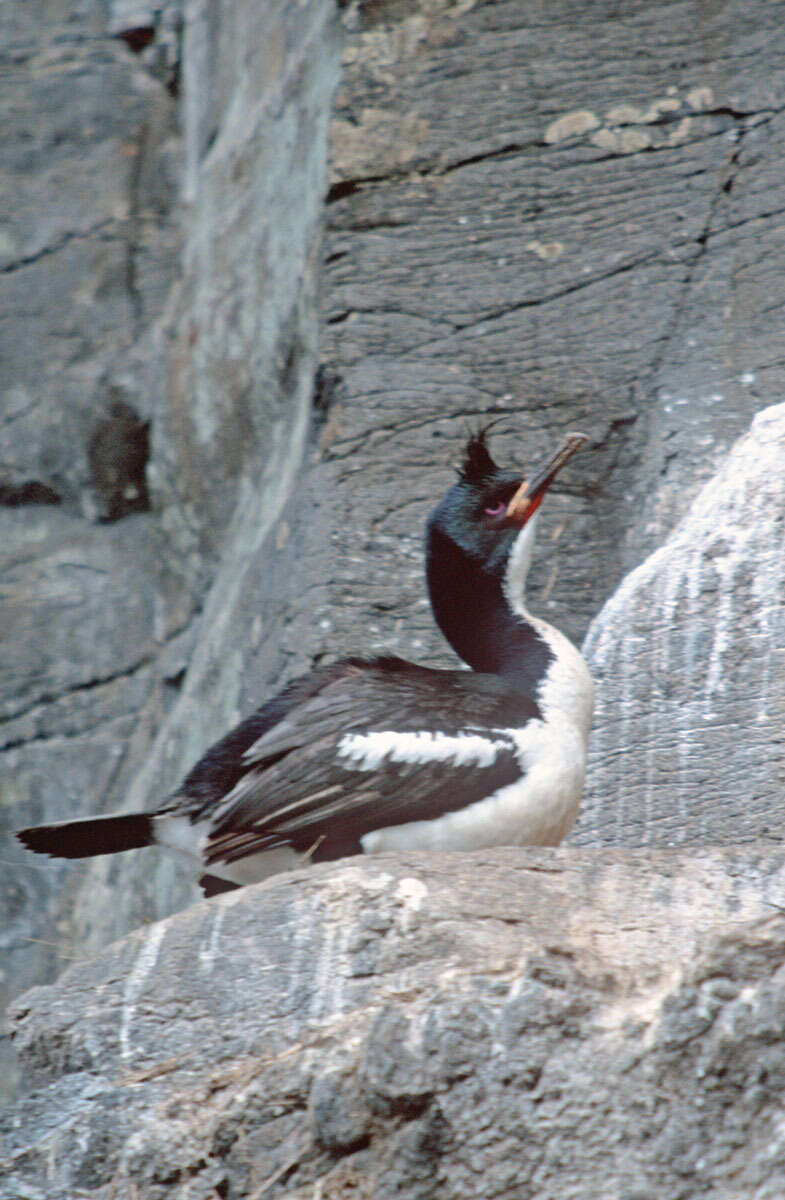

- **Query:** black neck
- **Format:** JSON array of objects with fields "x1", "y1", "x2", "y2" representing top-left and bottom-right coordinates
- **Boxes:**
[{"x1": 426, "y1": 526, "x2": 552, "y2": 692}]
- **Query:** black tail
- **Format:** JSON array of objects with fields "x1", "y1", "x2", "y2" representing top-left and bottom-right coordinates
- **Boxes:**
[{"x1": 16, "y1": 812, "x2": 154, "y2": 859}]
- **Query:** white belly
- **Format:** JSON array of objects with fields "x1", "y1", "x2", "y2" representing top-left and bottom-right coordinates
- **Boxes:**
[
  {"x1": 209, "y1": 845, "x2": 305, "y2": 885},
  {"x1": 153, "y1": 813, "x2": 305, "y2": 885}
]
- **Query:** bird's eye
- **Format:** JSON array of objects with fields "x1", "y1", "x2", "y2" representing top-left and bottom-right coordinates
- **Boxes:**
[{"x1": 484, "y1": 501, "x2": 507, "y2": 517}]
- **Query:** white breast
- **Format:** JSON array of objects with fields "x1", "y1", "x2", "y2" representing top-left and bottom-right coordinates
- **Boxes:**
[{"x1": 361, "y1": 711, "x2": 588, "y2": 855}]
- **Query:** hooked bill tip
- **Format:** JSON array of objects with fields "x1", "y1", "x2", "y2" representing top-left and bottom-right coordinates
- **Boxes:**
[{"x1": 505, "y1": 430, "x2": 587, "y2": 526}]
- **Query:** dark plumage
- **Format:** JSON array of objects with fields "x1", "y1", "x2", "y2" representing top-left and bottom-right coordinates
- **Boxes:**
[{"x1": 17, "y1": 429, "x2": 593, "y2": 893}]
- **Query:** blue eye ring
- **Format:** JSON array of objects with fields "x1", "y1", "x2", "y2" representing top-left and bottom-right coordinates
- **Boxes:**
[{"x1": 484, "y1": 501, "x2": 507, "y2": 517}]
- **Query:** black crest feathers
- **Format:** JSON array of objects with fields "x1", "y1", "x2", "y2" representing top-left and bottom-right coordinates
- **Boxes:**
[{"x1": 459, "y1": 426, "x2": 499, "y2": 485}]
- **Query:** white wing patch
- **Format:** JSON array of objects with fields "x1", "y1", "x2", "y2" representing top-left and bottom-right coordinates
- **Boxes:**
[{"x1": 337, "y1": 729, "x2": 511, "y2": 770}]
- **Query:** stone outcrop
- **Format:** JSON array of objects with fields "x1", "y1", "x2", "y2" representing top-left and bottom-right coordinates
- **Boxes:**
[
  {"x1": 1, "y1": 0, "x2": 341, "y2": 1050},
  {"x1": 2, "y1": 0, "x2": 189, "y2": 1037},
  {"x1": 6, "y1": 847, "x2": 785, "y2": 1198},
  {"x1": 3, "y1": 2, "x2": 785, "y2": 1174},
  {"x1": 576, "y1": 402, "x2": 785, "y2": 847}
]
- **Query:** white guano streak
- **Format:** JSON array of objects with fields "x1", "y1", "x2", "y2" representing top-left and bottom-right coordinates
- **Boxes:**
[
  {"x1": 582, "y1": 401, "x2": 785, "y2": 837},
  {"x1": 120, "y1": 922, "x2": 167, "y2": 1061},
  {"x1": 337, "y1": 729, "x2": 508, "y2": 770}
]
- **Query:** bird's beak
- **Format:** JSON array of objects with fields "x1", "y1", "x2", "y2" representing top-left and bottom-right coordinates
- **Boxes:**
[{"x1": 505, "y1": 432, "x2": 588, "y2": 527}]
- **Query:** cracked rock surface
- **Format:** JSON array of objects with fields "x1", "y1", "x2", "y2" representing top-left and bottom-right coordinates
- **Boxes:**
[
  {"x1": 3, "y1": 0, "x2": 785, "y2": 1126},
  {"x1": 7, "y1": 847, "x2": 785, "y2": 1199},
  {"x1": 1, "y1": 0, "x2": 340, "y2": 1093},
  {"x1": 0, "y1": 0, "x2": 193, "y2": 1050}
]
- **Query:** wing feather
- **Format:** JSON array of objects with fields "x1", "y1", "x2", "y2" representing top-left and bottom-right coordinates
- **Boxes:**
[{"x1": 202, "y1": 660, "x2": 537, "y2": 863}]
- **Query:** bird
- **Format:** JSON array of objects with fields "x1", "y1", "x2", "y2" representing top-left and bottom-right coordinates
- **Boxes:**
[{"x1": 17, "y1": 428, "x2": 593, "y2": 896}]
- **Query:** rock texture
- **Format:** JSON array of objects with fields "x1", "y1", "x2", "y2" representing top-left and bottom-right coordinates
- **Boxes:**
[
  {"x1": 1, "y1": 0, "x2": 190, "y2": 1047},
  {"x1": 1, "y1": 0, "x2": 341, "y2": 1056},
  {"x1": 576, "y1": 402, "x2": 785, "y2": 847},
  {"x1": 6, "y1": 847, "x2": 785, "y2": 1199},
  {"x1": 319, "y1": 0, "x2": 785, "y2": 651},
  {"x1": 4, "y1": 0, "x2": 785, "y2": 1124}
]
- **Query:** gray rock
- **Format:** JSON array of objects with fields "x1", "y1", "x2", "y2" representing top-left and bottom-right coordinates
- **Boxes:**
[
  {"x1": 5, "y1": 0, "x2": 785, "y2": 1139},
  {"x1": 0, "y1": 0, "x2": 187, "y2": 866},
  {"x1": 318, "y1": 0, "x2": 785, "y2": 652},
  {"x1": 576, "y1": 402, "x2": 785, "y2": 847},
  {"x1": 0, "y1": 0, "x2": 341, "y2": 1091},
  {"x1": 6, "y1": 847, "x2": 785, "y2": 1198}
]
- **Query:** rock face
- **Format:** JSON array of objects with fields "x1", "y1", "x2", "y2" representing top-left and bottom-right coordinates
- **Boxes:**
[
  {"x1": 4, "y1": 0, "x2": 785, "y2": 1146},
  {"x1": 320, "y1": 0, "x2": 785, "y2": 650},
  {"x1": 6, "y1": 848, "x2": 785, "y2": 1199},
  {"x1": 575, "y1": 402, "x2": 785, "y2": 847},
  {"x1": 1, "y1": 0, "x2": 341, "y2": 1052},
  {"x1": 1, "y1": 0, "x2": 189, "y2": 1044}
]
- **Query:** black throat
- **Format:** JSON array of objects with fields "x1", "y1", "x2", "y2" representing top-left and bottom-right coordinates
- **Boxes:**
[{"x1": 426, "y1": 525, "x2": 553, "y2": 700}]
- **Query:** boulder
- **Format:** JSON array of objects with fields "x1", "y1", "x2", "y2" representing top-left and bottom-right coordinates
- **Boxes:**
[{"x1": 5, "y1": 847, "x2": 785, "y2": 1198}]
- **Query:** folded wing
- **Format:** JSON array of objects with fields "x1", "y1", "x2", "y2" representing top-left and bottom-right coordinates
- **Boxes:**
[{"x1": 201, "y1": 657, "x2": 538, "y2": 867}]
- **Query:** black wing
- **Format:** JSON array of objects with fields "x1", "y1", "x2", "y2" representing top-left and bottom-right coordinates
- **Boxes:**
[
  {"x1": 172, "y1": 658, "x2": 371, "y2": 816},
  {"x1": 199, "y1": 657, "x2": 539, "y2": 867}
]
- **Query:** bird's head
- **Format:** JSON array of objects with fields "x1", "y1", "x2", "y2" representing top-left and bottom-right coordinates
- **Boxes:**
[
  {"x1": 425, "y1": 426, "x2": 587, "y2": 672},
  {"x1": 428, "y1": 427, "x2": 587, "y2": 578}
]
